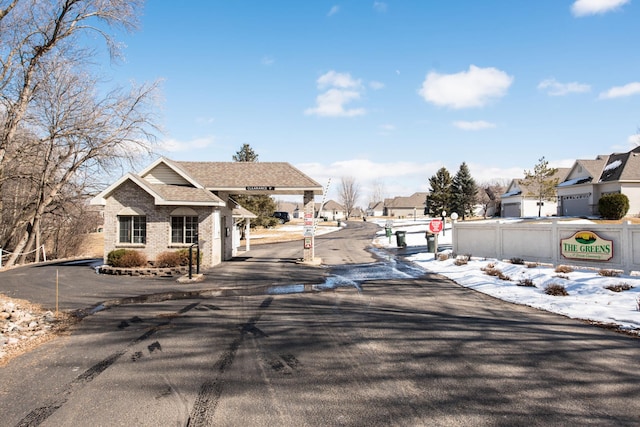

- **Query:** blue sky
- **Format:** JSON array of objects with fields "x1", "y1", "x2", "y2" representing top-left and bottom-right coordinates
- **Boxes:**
[{"x1": 106, "y1": 0, "x2": 640, "y2": 202}]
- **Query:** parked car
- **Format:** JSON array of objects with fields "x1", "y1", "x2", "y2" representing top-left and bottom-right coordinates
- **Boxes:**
[{"x1": 273, "y1": 211, "x2": 290, "y2": 223}]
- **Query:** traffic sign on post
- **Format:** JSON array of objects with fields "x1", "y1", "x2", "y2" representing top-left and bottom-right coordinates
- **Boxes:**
[{"x1": 429, "y1": 219, "x2": 443, "y2": 233}]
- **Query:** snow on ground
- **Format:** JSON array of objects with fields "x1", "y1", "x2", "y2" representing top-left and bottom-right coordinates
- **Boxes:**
[{"x1": 371, "y1": 218, "x2": 640, "y2": 334}]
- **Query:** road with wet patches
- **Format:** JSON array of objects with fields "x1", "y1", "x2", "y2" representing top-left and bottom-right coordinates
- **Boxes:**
[{"x1": 1, "y1": 221, "x2": 639, "y2": 426}]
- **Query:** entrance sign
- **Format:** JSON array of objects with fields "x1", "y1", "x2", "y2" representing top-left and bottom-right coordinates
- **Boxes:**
[
  {"x1": 429, "y1": 219, "x2": 443, "y2": 233},
  {"x1": 561, "y1": 231, "x2": 613, "y2": 261}
]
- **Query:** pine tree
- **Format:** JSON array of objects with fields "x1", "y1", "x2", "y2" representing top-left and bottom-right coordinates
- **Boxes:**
[
  {"x1": 231, "y1": 144, "x2": 277, "y2": 228},
  {"x1": 427, "y1": 167, "x2": 452, "y2": 217},
  {"x1": 451, "y1": 162, "x2": 478, "y2": 220},
  {"x1": 233, "y1": 143, "x2": 259, "y2": 162},
  {"x1": 521, "y1": 157, "x2": 559, "y2": 217}
]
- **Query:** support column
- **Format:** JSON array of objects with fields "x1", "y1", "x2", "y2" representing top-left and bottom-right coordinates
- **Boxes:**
[{"x1": 303, "y1": 191, "x2": 315, "y2": 262}]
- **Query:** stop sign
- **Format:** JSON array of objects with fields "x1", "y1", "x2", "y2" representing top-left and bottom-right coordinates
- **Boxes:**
[{"x1": 429, "y1": 219, "x2": 443, "y2": 233}]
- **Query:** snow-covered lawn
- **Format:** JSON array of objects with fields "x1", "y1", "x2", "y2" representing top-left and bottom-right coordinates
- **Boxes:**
[{"x1": 371, "y1": 218, "x2": 640, "y2": 334}]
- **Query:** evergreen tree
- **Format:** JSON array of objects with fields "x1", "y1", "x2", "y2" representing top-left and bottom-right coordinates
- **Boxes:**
[
  {"x1": 231, "y1": 144, "x2": 277, "y2": 229},
  {"x1": 450, "y1": 162, "x2": 478, "y2": 220},
  {"x1": 521, "y1": 157, "x2": 559, "y2": 217},
  {"x1": 232, "y1": 143, "x2": 259, "y2": 162},
  {"x1": 427, "y1": 167, "x2": 452, "y2": 217}
]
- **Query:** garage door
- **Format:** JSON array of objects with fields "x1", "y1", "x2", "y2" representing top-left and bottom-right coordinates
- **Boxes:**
[
  {"x1": 502, "y1": 203, "x2": 520, "y2": 217},
  {"x1": 561, "y1": 194, "x2": 590, "y2": 216}
]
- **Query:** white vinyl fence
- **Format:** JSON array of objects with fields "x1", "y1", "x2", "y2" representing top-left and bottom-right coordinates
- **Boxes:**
[{"x1": 452, "y1": 220, "x2": 640, "y2": 274}]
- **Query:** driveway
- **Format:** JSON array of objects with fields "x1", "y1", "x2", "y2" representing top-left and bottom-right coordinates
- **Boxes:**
[{"x1": 0, "y1": 220, "x2": 639, "y2": 426}]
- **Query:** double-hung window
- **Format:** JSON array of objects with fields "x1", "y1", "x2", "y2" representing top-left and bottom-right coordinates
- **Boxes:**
[
  {"x1": 171, "y1": 215, "x2": 198, "y2": 244},
  {"x1": 118, "y1": 215, "x2": 146, "y2": 244}
]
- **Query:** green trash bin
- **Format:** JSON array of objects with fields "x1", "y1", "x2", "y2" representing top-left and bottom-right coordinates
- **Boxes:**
[
  {"x1": 426, "y1": 233, "x2": 436, "y2": 252},
  {"x1": 385, "y1": 227, "x2": 392, "y2": 238},
  {"x1": 395, "y1": 230, "x2": 407, "y2": 247}
]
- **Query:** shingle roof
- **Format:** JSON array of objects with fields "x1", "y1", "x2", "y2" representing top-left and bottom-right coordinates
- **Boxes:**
[
  {"x1": 147, "y1": 183, "x2": 224, "y2": 204},
  {"x1": 599, "y1": 146, "x2": 640, "y2": 182},
  {"x1": 170, "y1": 160, "x2": 323, "y2": 194},
  {"x1": 385, "y1": 192, "x2": 428, "y2": 208}
]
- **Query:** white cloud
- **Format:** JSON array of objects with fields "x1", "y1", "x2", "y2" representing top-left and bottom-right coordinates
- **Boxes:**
[
  {"x1": 305, "y1": 89, "x2": 365, "y2": 117},
  {"x1": 159, "y1": 136, "x2": 216, "y2": 152},
  {"x1": 369, "y1": 80, "x2": 385, "y2": 90},
  {"x1": 599, "y1": 82, "x2": 640, "y2": 99},
  {"x1": 537, "y1": 78, "x2": 591, "y2": 96},
  {"x1": 327, "y1": 5, "x2": 340, "y2": 16},
  {"x1": 373, "y1": 2, "x2": 387, "y2": 13},
  {"x1": 379, "y1": 124, "x2": 396, "y2": 131},
  {"x1": 261, "y1": 55, "x2": 275, "y2": 66},
  {"x1": 627, "y1": 134, "x2": 640, "y2": 146},
  {"x1": 305, "y1": 71, "x2": 366, "y2": 117},
  {"x1": 195, "y1": 117, "x2": 215, "y2": 125},
  {"x1": 453, "y1": 120, "x2": 497, "y2": 131},
  {"x1": 418, "y1": 65, "x2": 513, "y2": 109},
  {"x1": 571, "y1": 0, "x2": 630, "y2": 17},
  {"x1": 317, "y1": 71, "x2": 362, "y2": 89}
]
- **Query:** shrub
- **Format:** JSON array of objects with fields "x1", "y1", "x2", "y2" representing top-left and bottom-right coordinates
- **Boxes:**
[
  {"x1": 555, "y1": 274, "x2": 569, "y2": 280},
  {"x1": 107, "y1": 248, "x2": 128, "y2": 266},
  {"x1": 598, "y1": 193, "x2": 629, "y2": 220},
  {"x1": 155, "y1": 251, "x2": 184, "y2": 268},
  {"x1": 482, "y1": 266, "x2": 510, "y2": 281},
  {"x1": 598, "y1": 269, "x2": 621, "y2": 277},
  {"x1": 605, "y1": 283, "x2": 633, "y2": 292},
  {"x1": 545, "y1": 284, "x2": 568, "y2": 296},
  {"x1": 518, "y1": 278, "x2": 535, "y2": 287},
  {"x1": 526, "y1": 262, "x2": 538, "y2": 269},
  {"x1": 454, "y1": 254, "x2": 471, "y2": 266},
  {"x1": 107, "y1": 249, "x2": 147, "y2": 268},
  {"x1": 555, "y1": 265, "x2": 573, "y2": 274},
  {"x1": 510, "y1": 257, "x2": 524, "y2": 265},
  {"x1": 438, "y1": 253, "x2": 450, "y2": 261}
]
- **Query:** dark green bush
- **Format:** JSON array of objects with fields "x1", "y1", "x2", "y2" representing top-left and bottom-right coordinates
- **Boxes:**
[
  {"x1": 598, "y1": 193, "x2": 629, "y2": 220},
  {"x1": 107, "y1": 249, "x2": 147, "y2": 267},
  {"x1": 107, "y1": 249, "x2": 128, "y2": 266}
]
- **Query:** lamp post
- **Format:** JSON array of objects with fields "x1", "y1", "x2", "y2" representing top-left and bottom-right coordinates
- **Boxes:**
[{"x1": 441, "y1": 210, "x2": 446, "y2": 236}]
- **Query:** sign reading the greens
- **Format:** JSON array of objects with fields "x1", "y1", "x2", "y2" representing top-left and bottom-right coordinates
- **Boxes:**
[{"x1": 561, "y1": 231, "x2": 613, "y2": 261}]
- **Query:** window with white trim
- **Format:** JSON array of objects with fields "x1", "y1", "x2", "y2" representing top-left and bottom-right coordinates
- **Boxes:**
[
  {"x1": 118, "y1": 215, "x2": 146, "y2": 244},
  {"x1": 171, "y1": 215, "x2": 198, "y2": 244}
]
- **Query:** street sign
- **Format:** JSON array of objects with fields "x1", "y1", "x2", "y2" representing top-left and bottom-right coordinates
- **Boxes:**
[{"x1": 429, "y1": 219, "x2": 443, "y2": 233}]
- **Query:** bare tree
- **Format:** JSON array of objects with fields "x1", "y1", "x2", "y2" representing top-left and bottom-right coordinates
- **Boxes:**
[
  {"x1": 0, "y1": 0, "x2": 157, "y2": 266},
  {"x1": 0, "y1": 0, "x2": 144, "y2": 214},
  {"x1": 7, "y1": 60, "x2": 156, "y2": 266},
  {"x1": 339, "y1": 176, "x2": 360, "y2": 219},
  {"x1": 521, "y1": 157, "x2": 560, "y2": 217},
  {"x1": 369, "y1": 179, "x2": 387, "y2": 205}
]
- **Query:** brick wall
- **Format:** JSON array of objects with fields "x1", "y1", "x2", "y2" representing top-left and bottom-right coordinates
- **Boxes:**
[{"x1": 103, "y1": 180, "x2": 222, "y2": 268}]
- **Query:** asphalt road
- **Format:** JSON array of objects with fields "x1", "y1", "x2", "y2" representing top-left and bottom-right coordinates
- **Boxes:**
[{"x1": 0, "y1": 221, "x2": 639, "y2": 426}]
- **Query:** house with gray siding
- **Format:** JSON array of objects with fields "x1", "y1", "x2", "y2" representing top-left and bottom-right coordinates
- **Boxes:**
[{"x1": 557, "y1": 146, "x2": 640, "y2": 217}]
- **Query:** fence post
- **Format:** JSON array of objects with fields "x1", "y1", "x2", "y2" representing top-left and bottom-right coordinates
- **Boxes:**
[{"x1": 0, "y1": 247, "x2": 2, "y2": 268}]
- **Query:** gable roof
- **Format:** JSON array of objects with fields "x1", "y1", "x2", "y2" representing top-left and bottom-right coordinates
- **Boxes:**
[
  {"x1": 91, "y1": 173, "x2": 225, "y2": 207},
  {"x1": 171, "y1": 159, "x2": 323, "y2": 195},
  {"x1": 91, "y1": 157, "x2": 325, "y2": 206},
  {"x1": 599, "y1": 145, "x2": 640, "y2": 182},
  {"x1": 385, "y1": 192, "x2": 428, "y2": 208}
]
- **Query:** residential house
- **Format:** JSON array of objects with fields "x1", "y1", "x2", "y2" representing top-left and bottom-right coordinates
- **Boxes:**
[
  {"x1": 91, "y1": 157, "x2": 323, "y2": 268},
  {"x1": 383, "y1": 192, "x2": 428, "y2": 218},
  {"x1": 316, "y1": 200, "x2": 346, "y2": 220},
  {"x1": 557, "y1": 146, "x2": 640, "y2": 217},
  {"x1": 500, "y1": 168, "x2": 569, "y2": 217},
  {"x1": 366, "y1": 201, "x2": 384, "y2": 217}
]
